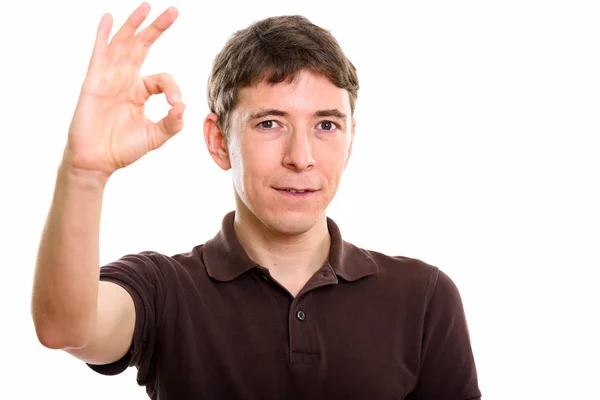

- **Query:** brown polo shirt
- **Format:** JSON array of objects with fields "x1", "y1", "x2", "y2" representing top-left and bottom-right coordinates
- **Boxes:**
[{"x1": 87, "y1": 211, "x2": 481, "y2": 399}]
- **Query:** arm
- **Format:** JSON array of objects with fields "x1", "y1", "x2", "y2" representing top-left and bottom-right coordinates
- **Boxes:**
[
  {"x1": 31, "y1": 161, "x2": 136, "y2": 366},
  {"x1": 31, "y1": 3, "x2": 184, "y2": 365},
  {"x1": 406, "y1": 269, "x2": 481, "y2": 400}
]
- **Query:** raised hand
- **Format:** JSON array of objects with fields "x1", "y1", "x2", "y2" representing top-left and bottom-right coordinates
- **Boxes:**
[{"x1": 64, "y1": 2, "x2": 185, "y2": 176}]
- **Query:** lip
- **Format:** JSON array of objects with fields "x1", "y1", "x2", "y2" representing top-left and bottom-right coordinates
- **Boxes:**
[
  {"x1": 274, "y1": 187, "x2": 318, "y2": 192},
  {"x1": 274, "y1": 188, "x2": 319, "y2": 198}
]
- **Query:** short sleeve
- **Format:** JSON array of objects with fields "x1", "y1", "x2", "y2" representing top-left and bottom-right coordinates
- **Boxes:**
[
  {"x1": 407, "y1": 269, "x2": 481, "y2": 400},
  {"x1": 86, "y1": 251, "x2": 165, "y2": 385}
]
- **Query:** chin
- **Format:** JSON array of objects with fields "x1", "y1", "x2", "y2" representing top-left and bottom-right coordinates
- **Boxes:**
[
  {"x1": 234, "y1": 188, "x2": 327, "y2": 236},
  {"x1": 259, "y1": 209, "x2": 320, "y2": 236}
]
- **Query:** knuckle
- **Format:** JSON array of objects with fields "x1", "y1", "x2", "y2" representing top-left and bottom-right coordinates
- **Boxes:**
[
  {"x1": 161, "y1": 73, "x2": 179, "y2": 92},
  {"x1": 139, "y1": 37, "x2": 153, "y2": 48},
  {"x1": 109, "y1": 36, "x2": 126, "y2": 48},
  {"x1": 159, "y1": 72, "x2": 174, "y2": 82}
]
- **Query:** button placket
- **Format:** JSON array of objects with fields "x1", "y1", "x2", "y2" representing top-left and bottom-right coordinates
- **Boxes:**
[{"x1": 288, "y1": 294, "x2": 319, "y2": 365}]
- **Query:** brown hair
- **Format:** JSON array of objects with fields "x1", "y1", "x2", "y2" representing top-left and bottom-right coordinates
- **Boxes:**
[{"x1": 207, "y1": 15, "x2": 359, "y2": 136}]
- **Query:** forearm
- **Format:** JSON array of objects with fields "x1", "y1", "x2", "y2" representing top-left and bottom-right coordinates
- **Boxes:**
[{"x1": 32, "y1": 159, "x2": 110, "y2": 349}]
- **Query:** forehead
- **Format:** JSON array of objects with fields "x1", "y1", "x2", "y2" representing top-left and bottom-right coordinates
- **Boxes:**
[{"x1": 234, "y1": 70, "x2": 351, "y2": 118}]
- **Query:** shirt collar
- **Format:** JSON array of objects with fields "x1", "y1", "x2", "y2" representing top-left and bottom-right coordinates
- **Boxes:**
[{"x1": 203, "y1": 211, "x2": 379, "y2": 282}]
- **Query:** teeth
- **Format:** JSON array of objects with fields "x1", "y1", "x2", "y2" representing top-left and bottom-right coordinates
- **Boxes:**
[{"x1": 287, "y1": 189, "x2": 306, "y2": 193}]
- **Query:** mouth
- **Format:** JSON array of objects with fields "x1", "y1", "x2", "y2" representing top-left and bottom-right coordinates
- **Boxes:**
[
  {"x1": 274, "y1": 187, "x2": 319, "y2": 197},
  {"x1": 276, "y1": 188, "x2": 315, "y2": 193}
]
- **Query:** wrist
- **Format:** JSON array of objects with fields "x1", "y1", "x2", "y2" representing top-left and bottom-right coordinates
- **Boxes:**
[{"x1": 57, "y1": 159, "x2": 111, "y2": 190}]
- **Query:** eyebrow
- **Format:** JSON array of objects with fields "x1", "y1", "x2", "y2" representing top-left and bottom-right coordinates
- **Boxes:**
[
  {"x1": 248, "y1": 108, "x2": 347, "y2": 120},
  {"x1": 315, "y1": 109, "x2": 347, "y2": 119}
]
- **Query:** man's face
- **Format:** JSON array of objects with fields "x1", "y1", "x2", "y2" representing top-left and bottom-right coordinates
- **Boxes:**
[{"x1": 226, "y1": 69, "x2": 355, "y2": 235}]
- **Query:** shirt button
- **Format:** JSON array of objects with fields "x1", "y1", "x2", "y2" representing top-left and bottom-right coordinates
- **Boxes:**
[{"x1": 297, "y1": 310, "x2": 306, "y2": 321}]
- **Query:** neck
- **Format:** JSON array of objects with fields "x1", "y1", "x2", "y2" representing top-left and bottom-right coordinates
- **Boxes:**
[{"x1": 233, "y1": 206, "x2": 331, "y2": 281}]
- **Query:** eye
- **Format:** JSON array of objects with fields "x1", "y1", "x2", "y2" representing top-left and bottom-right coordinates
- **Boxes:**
[
  {"x1": 258, "y1": 120, "x2": 280, "y2": 129},
  {"x1": 318, "y1": 121, "x2": 338, "y2": 131}
]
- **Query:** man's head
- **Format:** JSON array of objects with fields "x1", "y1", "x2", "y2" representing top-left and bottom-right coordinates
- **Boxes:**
[{"x1": 204, "y1": 15, "x2": 359, "y2": 236}]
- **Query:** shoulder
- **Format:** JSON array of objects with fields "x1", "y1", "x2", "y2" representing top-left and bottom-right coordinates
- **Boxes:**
[
  {"x1": 354, "y1": 245, "x2": 463, "y2": 308},
  {"x1": 361, "y1": 246, "x2": 441, "y2": 288},
  {"x1": 99, "y1": 244, "x2": 207, "y2": 285}
]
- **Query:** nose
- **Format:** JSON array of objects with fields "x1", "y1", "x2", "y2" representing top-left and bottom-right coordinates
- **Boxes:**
[{"x1": 283, "y1": 128, "x2": 315, "y2": 171}]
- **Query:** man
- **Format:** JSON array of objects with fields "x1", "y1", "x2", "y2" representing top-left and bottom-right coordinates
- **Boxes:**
[{"x1": 31, "y1": 2, "x2": 481, "y2": 399}]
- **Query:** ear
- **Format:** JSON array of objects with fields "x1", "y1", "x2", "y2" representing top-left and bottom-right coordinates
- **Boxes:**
[
  {"x1": 204, "y1": 113, "x2": 231, "y2": 171},
  {"x1": 343, "y1": 117, "x2": 356, "y2": 170}
]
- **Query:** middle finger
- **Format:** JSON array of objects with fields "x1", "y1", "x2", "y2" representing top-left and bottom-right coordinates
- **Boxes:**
[
  {"x1": 112, "y1": 2, "x2": 152, "y2": 43},
  {"x1": 136, "y1": 6, "x2": 179, "y2": 52}
]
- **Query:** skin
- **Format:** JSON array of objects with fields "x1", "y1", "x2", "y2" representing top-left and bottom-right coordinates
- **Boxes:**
[
  {"x1": 31, "y1": 2, "x2": 184, "y2": 359},
  {"x1": 32, "y1": 1, "x2": 354, "y2": 366},
  {"x1": 204, "y1": 72, "x2": 355, "y2": 293}
]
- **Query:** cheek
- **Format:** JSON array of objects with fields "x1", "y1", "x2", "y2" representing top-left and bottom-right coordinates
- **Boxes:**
[
  {"x1": 316, "y1": 146, "x2": 348, "y2": 179},
  {"x1": 237, "y1": 142, "x2": 279, "y2": 191},
  {"x1": 229, "y1": 142, "x2": 249, "y2": 194}
]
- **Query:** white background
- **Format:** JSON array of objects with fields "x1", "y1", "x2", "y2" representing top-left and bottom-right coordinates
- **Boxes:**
[{"x1": 1, "y1": 0, "x2": 599, "y2": 398}]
